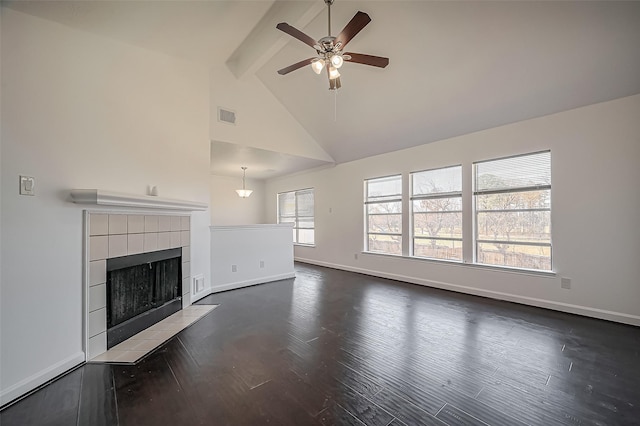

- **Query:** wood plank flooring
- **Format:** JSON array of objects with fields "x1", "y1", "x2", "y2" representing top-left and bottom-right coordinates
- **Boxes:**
[{"x1": 2, "y1": 262, "x2": 640, "y2": 425}]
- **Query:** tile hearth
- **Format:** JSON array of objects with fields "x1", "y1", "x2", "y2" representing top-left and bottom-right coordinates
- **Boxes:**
[{"x1": 89, "y1": 305, "x2": 217, "y2": 364}]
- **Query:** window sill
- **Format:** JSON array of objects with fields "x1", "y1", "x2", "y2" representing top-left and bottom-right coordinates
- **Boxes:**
[
  {"x1": 294, "y1": 243, "x2": 315, "y2": 248},
  {"x1": 361, "y1": 251, "x2": 556, "y2": 278}
]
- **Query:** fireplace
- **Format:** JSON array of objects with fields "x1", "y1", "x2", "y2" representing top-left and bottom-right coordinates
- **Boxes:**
[
  {"x1": 86, "y1": 212, "x2": 192, "y2": 359},
  {"x1": 106, "y1": 248, "x2": 182, "y2": 348}
]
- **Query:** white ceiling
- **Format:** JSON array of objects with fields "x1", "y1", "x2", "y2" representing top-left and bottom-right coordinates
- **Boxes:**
[
  {"x1": 210, "y1": 140, "x2": 332, "y2": 180},
  {"x1": 3, "y1": 0, "x2": 273, "y2": 66},
  {"x1": 259, "y1": 1, "x2": 640, "y2": 163},
  {"x1": 7, "y1": 0, "x2": 640, "y2": 178}
]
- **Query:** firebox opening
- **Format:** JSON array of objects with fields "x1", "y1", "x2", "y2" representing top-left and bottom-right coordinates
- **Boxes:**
[{"x1": 106, "y1": 248, "x2": 182, "y2": 348}]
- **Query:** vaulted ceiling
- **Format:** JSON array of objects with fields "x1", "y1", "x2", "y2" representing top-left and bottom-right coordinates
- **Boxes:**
[{"x1": 6, "y1": 0, "x2": 640, "y2": 178}]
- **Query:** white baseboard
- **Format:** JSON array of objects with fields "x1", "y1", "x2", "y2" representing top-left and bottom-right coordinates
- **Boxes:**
[
  {"x1": 295, "y1": 257, "x2": 640, "y2": 327},
  {"x1": 196, "y1": 272, "x2": 296, "y2": 299},
  {"x1": 0, "y1": 351, "x2": 85, "y2": 407},
  {"x1": 191, "y1": 288, "x2": 212, "y2": 303}
]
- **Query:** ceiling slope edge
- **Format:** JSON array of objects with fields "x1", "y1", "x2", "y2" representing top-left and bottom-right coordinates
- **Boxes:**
[{"x1": 226, "y1": 0, "x2": 325, "y2": 80}]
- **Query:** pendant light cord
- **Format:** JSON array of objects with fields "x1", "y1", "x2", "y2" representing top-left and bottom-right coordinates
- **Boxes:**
[{"x1": 242, "y1": 167, "x2": 247, "y2": 190}]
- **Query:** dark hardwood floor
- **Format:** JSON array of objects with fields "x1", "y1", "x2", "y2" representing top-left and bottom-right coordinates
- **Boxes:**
[{"x1": 2, "y1": 262, "x2": 640, "y2": 425}]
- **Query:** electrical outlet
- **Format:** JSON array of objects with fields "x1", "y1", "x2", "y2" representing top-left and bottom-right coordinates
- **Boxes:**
[
  {"x1": 354, "y1": 253, "x2": 359, "y2": 260},
  {"x1": 231, "y1": 265, "x2": 237, "y2": 272},
  {"x1": 561, "y1": 277, "x2": 572, "y2": 290},
  {"x1": 260, "y1": 260, "x2": 265, "y2": 268}
]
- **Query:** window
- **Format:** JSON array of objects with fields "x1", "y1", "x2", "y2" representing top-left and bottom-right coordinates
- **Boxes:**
[
  {"x1": 474, "y1": 151, "x2": 551, "y2": 270},
  {"x1": 411, "y1": 165, "x2": 462, "y2": 261},
  {"x1": 365, "y1": 175, "x2": 402, "y2": 255},
  {"x1": 278, "y1": 188, "x2": 314, "y2": 245}
]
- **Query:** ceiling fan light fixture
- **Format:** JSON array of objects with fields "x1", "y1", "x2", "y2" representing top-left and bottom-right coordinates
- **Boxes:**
[
  {"x1": 329, "y1": 76, "x2": 341, "y2": 90},
  {"x1": 330, "y1": 54, "x2": 343, "y2": 68},
  {"x1": 328, "y1": 65, "x2": 340, "y2": 80},
  {"x1": 311, "y1": 58, "x2": 325, "y2": 74}
]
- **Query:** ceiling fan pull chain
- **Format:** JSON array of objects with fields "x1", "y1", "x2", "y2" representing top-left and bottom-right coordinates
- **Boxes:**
[{"x1": 334, "y1": 89, "x2": 337, "y2": 122}]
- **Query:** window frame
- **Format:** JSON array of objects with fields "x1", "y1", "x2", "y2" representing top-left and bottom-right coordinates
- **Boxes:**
[
  {"x1": 364, "y1": 174, "x2": 403, "y2": 256},
  {"x1": 277, "y1": 188, "x2": 315, "y2": 246},
  {"x1": 410, "y1": 164, "x2": 463, "y2": 262},
  {"x1": 473, "y1": 150, "x2": 552, "y2": 271}
]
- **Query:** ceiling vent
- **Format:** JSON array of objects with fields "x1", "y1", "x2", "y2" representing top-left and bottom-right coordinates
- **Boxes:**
[{"x1": 218, "y1": 107, "x2": 236, "y2": 125}]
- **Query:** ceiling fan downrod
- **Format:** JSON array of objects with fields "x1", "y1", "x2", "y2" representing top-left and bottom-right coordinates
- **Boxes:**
[{"x1": 326, "y1": 0, "x2": 334, "y2": 37}]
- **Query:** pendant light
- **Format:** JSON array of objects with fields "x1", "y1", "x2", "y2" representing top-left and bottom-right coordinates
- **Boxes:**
[{"x1": 235, "y1": 167, "x2": 253, "y2": 198}]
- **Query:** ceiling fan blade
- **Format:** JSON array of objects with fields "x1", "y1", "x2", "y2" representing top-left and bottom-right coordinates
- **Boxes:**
[
  {"x1": 334, "y1": 11, "x2": 371, "y2": 49},
  {"x1": 344, "y1": 52, "x2": 389, "y2": 68},
  {"x1": 276, "y1": 23, "x2": 317, "y2": 49},
  {"x1": 277, "y1": 58, "x2": 316, "y2": 75}
]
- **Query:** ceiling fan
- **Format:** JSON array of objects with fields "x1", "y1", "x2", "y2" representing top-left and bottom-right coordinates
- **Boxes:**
[{"x1": 276, "y1": 0, "x2": 389, "y2": 90}]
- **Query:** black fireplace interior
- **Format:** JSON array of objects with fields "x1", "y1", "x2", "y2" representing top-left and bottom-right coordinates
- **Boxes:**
[{"x1": 106, "y1": 248, "x2": 182, "y2": 348}]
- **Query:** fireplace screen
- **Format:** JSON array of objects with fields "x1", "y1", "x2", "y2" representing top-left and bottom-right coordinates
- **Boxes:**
[
  {"x1": 106, "y1": 248, "x2": 182, "y2": 347},
  {"x1": 107, "y1": 257, "x2": 180, "y2": 327}
]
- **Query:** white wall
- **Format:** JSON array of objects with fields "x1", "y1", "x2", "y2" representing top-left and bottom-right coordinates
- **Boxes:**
[
  {"x1": 210, "y1": 224, "x2": 294, "y2": 294},
  {"x1": 265, "y1": 94, "x2": 640, "y2": 326},
  {"x1": 209, "y1": 63, "x2": 333, "y2": 163},
  {"x1": 0, "y1": 8, "x2": 4, "y2": 393},
  {"x1": 0, "y1": 9, "x2": 211, "y2": 404},
  {"x1": 210, "y1": 175, "x2": 265, "y2": 225}
]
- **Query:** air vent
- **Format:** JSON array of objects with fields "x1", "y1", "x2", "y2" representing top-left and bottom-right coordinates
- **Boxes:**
[
  {"x1": 193, "y1": 274, "x2": 204, "y2": 294},
  {"x1": 218, "y1": 107, "x2": 236, "y2": 125}
]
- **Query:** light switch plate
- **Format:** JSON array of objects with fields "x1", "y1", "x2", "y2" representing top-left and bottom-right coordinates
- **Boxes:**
[{"x1": 19, "y1": 175, "x2": 35, "y2": 196}]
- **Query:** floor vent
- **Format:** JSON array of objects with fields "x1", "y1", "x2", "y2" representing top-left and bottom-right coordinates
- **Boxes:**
[
  {"x1": 193, "y1": 274, "x2": 205, "y2": 294},
  {"x1": 218, "y1": 107, "x2": 236, "y2": 125}
]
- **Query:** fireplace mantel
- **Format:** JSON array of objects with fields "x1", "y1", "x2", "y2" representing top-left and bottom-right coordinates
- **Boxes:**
[{"x1": 70, "y1": 189, "x2": 207, "y2": 211}]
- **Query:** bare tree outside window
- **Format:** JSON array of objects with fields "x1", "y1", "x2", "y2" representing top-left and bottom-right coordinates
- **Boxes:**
[
  {"x1": 411, "y1": 165, "x2": 462, "y2": 260},
  {"x1": 474, "y1": 151, "x2": 551, "y2": 270},
  {"x1": 365, "y1": 175, "x2": 402, "y2": 255}
]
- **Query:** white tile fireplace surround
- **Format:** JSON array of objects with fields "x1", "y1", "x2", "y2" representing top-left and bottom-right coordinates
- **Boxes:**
[{"x1": 85, "y1": 212, "x2": 192, "y2": 359}]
